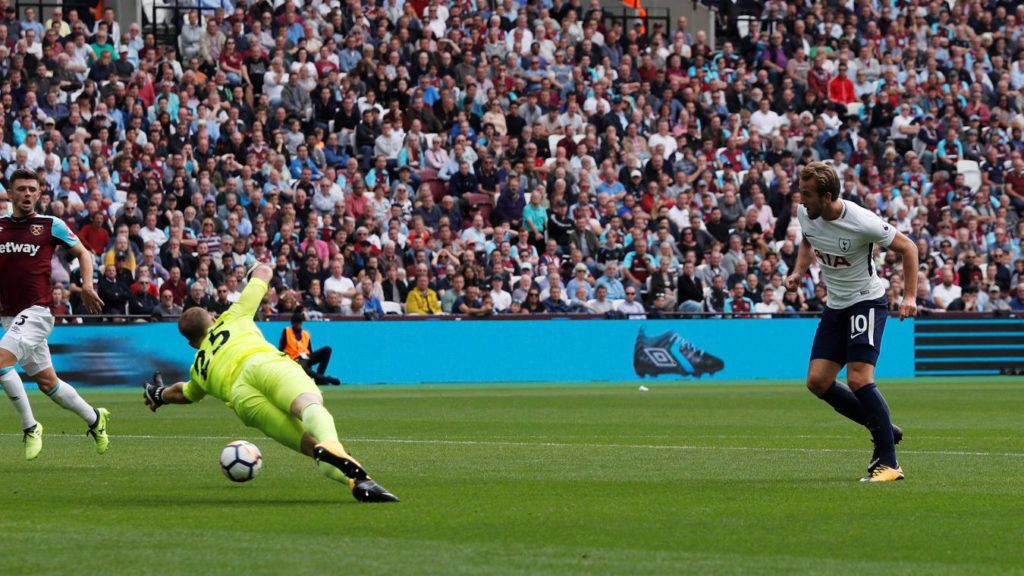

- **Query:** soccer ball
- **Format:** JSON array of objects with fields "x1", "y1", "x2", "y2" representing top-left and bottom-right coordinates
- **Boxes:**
[{"x1": 220, "y1": 440, "x2": 263, "y2": 482}]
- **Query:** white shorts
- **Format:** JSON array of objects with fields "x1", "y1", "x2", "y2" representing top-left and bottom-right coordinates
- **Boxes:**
[{"x1": 1, "y1": 306, "x2": 55, "y2": 375}]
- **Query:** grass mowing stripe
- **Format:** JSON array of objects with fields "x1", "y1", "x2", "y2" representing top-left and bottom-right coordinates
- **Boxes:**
[{"x1": 5, "y1": 433, "x2": 1021, "y2": 458}]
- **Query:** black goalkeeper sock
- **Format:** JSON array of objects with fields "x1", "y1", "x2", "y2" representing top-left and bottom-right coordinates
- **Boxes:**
[
  {"x1": 817, "y1": 381, "x2": 868, "y2": 427},
  {"x1": 853, "y1": 383, "x2": 897, "y2": 468}
]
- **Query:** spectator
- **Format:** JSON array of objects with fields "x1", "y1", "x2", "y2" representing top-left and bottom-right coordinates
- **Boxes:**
[
  {"x1": 542, "y1": 285, "x2": 571, "y2": 314},
  {"x1": 155, "y1": 290, "x2": 183, "y2": 317},
  {"x1": 677, "y1": 260, "x2": 704, "y2": 314},
  {"x1": 182, "y1": 282, "x2": 211, "y2": 312},
  {"x1": 1009, "y1": 284, "x2": 1024, "y2": 312},
  {"x1": 98, "y1": 264, "x2": 130, "y2": 315},
  {"x1": 51, "y1": 286, "x2": 71, "y2": 317},
  {"x1": 587, "y1": 285, "x2": 614, "y2": 314},
  {"x1": 617, "y1": 287, "x2": 646, "y2": 319},
  {"x1": 406, "y1": 274, "x2": 440, "y2": 315},
  {"x1": 725, "y1": 282, "x2": 754, "y2": 318},
  {"x1": 323, "y1": 259, "x2": 356, "y2": 307},
  {"x1": 79, "y1": 212, "x2": 110, "y2": 255},
  {"x1": 946, "y1": 286, "x2": 981, "y2": 312},
  {"x1": 754, "y1": 287, "x2": 784, "y2": 318},
  {"x1": 488, "y1": 276, "x2": 512, "y2": 313},
  {"x1": 932, "y1": 267, "x2": 963, "y2": 310}
]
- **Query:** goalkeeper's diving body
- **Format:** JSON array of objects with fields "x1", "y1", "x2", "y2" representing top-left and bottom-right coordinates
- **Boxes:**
[{"x1": 144, "y1": 263, "x2": 398, "y2": 503}]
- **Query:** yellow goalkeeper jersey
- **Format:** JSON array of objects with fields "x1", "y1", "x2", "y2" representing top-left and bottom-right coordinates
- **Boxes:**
[{"x1": 182, "y1": 277, "x2": 283, "y2": 403}]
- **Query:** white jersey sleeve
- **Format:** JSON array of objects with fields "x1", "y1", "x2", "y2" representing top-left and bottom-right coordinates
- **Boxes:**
[{"x1": 846, "y1": 202, "x2": 897, "y2": 248}]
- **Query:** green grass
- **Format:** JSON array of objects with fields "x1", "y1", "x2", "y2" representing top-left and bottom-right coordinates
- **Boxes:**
[{"x1": 0, "y1": 379, "x2": 1022, "y2": 575}]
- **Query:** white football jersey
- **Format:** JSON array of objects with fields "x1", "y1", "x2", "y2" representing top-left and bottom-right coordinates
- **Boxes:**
[{"x1": 797, "y1": 200, "x2": 896, "y2": 309}]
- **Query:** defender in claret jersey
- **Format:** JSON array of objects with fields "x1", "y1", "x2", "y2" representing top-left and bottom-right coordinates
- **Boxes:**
[
  {"x1": 144, "y1": 263, "x2": 398, "y2": 503},
  {"x1": 0, "y1": 169, "x2": 110, "y2": 460},
  {"x1": 785, "y1": 162, "x2": 918, "y2": 483}
]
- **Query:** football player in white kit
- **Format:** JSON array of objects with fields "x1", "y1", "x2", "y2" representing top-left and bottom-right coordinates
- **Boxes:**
[{"x1": 785, "y1": 162, "x2": 918, "y2": 482}]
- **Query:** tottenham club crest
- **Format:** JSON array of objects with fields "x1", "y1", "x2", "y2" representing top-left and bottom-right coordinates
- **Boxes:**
[
  {"x1": 30, "y1": 224, "x2": 43, "y2": 236},
  {"x1": 838, "y1": 237, "x2": 851, "y2": 253}
]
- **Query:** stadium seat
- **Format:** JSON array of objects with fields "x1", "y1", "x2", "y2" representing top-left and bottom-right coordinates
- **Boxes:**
[
  {"x1": 956, "y1": 160, "x2": 982, "y2": 193},
  {"x1": 425, "y1": 179, "x2": 448, "y2": 203},
  {"x1": 381, "y1": 301, "x2": 403, "y2": 315},
  {"x1": 464, "y1": 193, "x2": 495, "y2": 225},
  {"x1": 548, "y1": 134, "x2": 564, "y2": 156}
]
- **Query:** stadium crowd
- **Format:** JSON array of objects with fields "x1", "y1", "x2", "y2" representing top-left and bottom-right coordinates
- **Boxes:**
[{"x1": 3, "y1": 0, "x2": 1024, "y2": 321}]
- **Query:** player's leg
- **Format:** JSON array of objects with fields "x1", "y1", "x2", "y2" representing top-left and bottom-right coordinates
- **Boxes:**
[
  {"x1": 239, "y1": 359, "x2": 356, "y2": 476},
  {"x1": 33, "y1": 366, "x2": 111, "y2": 454},
  {"x1": 0, "y1": 365, "x2": 42, "y2": 460},
  {"x1": 847, "y1": 299, "x2": 902, "y2": 481},
  {"x1": 806, "y1": 307, "x2": 869, "y2": 423},
  {"x1": 253, "y1": 358, "x2": 398, "y2": 501}
]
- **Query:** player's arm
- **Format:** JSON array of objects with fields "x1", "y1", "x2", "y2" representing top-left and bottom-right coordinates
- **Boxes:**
[
  {"x1": 66, "y1": 234, "x2": 105, "y2": 313},
  {"x1": 887, "y1": 231, "x2": 919, "y2": 320},
  {"x1": 785, "y1": 240, "x2": 815, "y2": 290},
  {"x1": 222, "y1": 263, "x2": 273, "y2": 322},
  {"x1": 144, "y1": 372, "x2": 200, "y2": 412}
]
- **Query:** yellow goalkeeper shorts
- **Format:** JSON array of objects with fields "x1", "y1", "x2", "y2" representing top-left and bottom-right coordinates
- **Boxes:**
[{"x1": 229, "y1": 353, "x2": 322, "y2": 452}]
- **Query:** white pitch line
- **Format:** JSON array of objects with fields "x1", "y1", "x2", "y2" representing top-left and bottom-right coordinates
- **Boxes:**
[{"x1": 3, "y1": 434, "x2": 1020, "y2": 458}]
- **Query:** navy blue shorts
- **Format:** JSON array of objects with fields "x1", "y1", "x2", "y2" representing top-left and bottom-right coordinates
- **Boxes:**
[{"x1": 810, "y1": 296, "x2": 888, "y2": 366}]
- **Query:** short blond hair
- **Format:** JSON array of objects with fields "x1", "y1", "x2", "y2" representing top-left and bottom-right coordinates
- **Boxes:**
[
  {"x1": 799, "y1": 161, "x2": 840, "y2": 201},
  {"x1": 178, "y1": 307, "x2": 212, "y2": 346}
]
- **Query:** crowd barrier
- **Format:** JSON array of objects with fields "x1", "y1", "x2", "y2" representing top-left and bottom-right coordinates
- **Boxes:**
[{"x1": 38, "y1": 317, "x2": 922, "y2": 386}]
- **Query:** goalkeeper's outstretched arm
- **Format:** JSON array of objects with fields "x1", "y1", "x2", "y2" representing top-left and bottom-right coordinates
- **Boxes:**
[
  {"x1": 144, "y1": 382, "x2": 193, "y2": 412},
  {"x1": 144, "y1": 372, "x2": 195, "y2": 412}
]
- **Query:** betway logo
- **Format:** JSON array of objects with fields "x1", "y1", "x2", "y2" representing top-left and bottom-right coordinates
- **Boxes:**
[{"x1": 0, "y1": 242, "x2": 40, "y2": 256}]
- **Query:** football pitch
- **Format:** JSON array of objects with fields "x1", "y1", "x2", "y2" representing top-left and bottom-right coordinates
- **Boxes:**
[{"x1": 0, "y1": 379, "x2": 1021, "y2": 575}]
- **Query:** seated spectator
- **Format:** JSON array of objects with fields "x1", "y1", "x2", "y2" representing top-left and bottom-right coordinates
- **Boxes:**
[
  {"x1": 587, "y1": 285, "x2": 615, "y2": 314},
  {"x1": 406, "y1": 273, "x2": 441, "y2": 315},
  {"x1": 522, "y1": 288, "x2": 546, "y2": 314},
  {"x1": 1010, "y1": 284, "x2": 1024, "y2": 312},
  {"x1": 617, "y1": 287, "x2": 646, "y2": 319},
  {"x1": 456, "y1": 284, "x2": 492, "y2": 317},
  {"x1": 128, "y1": 276, "x2": 160, "y2": 316},
  {"x1": 542, "y1": 285, "x2": 571, "y2": 314},
  {"x1": 50, "y1": 286, "x2": 71, "y2": 317},
  {"x1": 182, "y1": 282, "x2": 212, "y2": 312},
  {"x1": 155, "y1": 289, "x2": 183, "y2": 317},
  {"x1": 754, "y1": 287, "x2": 784, "y2": 318},
  {"x1": 98, "y1": 264, "x2": 131, "y2": 315},
  {"x1": 381, "y1": 264, "x2": 410, "y2": 305},
  {"x1": 488, "y1": 276, "x2": 512, "y2": 313},
  {"x1": 208, "y1": 284, "x2": 232, "y2": 316},
  {"x1": 946, "y1": 286, "x2": 980, "y2": 312}
]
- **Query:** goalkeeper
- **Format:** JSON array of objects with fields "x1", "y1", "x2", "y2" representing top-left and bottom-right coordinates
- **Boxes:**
[{"x1": 144, "y1": 263, "x2": 398, "y2": 503}]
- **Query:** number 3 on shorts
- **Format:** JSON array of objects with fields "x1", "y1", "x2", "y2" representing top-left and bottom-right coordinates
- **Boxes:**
[{"x1": 849, "y1": 310, "x2": 876, "y2": 348}]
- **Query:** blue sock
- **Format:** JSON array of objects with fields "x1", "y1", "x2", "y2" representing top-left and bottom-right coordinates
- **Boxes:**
[
  {"x1": 818, "y1": 381, "x2": 867, "y2": 427},
  {"x1": 853, "y1": 383, "x2": 897, "y2": 468}
]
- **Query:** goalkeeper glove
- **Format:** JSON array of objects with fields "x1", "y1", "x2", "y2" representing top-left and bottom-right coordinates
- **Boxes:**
[{"x1": 144, "y1": 371, "x2": 166, "y2": 411}]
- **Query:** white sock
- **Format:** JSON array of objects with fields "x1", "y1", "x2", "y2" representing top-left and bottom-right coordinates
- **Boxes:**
[
  {"x1": 0, "y1": 368, "x2": 37, "y2": 430},
  {"x1": 47, "y1": 380, "x2": 97, "y2": 426}
]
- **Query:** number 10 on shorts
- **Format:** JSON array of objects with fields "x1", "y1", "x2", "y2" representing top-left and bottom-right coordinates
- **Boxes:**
[{"x1": 850, "y1": 309, "x2": 876, "y2": 347}]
